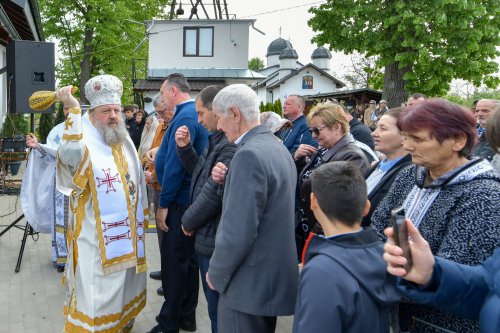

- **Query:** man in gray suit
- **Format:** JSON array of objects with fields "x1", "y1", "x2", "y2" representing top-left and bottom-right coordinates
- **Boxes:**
[{"x1": 206, "y1": 84, "x2": 299, "y2": 333}]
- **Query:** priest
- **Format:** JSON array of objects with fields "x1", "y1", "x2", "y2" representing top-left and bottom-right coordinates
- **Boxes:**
[{"x1": 56, "y1": 75, "x2": 148, "y2": 333}]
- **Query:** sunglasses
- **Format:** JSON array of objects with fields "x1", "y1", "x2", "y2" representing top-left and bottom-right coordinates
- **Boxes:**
[{"x1": 309, "y1": 126, "x2": 327, "y2": 136}]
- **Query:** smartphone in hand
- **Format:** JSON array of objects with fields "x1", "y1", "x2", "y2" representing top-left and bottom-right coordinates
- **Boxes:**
[{"x1": 391, "y1": 207, "x2": 412, "y2": 272}]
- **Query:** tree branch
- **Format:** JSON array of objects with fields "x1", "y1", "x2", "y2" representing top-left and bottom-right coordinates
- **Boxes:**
[{"x1": 60, "y1": 17, "x2": 80, "y2": 82}]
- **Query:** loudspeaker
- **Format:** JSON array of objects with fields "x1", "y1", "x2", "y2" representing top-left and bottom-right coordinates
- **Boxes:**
[{"x1": 6, "y1": 40, "x2": 55, "y2": 114}]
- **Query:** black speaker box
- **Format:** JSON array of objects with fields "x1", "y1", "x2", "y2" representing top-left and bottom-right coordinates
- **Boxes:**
[{"x1": 6, "y1": 40, "x2": 55, "y2": 114}]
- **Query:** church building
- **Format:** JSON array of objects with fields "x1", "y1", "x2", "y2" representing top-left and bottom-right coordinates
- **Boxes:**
[{"x1": 252, "y1": 38, "x2": 345, "y2": 104}]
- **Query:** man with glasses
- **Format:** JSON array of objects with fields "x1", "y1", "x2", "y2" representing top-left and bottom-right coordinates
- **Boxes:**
[{"x1": 144, "y1": 93, "x2": 174, "y2": 295}]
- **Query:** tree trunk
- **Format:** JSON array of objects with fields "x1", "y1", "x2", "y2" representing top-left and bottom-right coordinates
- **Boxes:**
[
  {"x1": 79, "y1": 26, "x2": 94, "y2": 105},
  {"x1": 382, "y1": 62, "x2": 407, "y2": 108}
]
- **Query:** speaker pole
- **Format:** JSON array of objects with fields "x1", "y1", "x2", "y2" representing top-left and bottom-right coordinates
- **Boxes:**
[{"x1": 30, "y1": 113, "x2": 34, "y2": 133}]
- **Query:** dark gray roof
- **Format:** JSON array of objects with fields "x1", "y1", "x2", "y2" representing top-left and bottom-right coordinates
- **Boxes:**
[
  {"x1": 304, "y1": 88, "x2": 383, "y2": 105},
  {"x1": 311, "y1": 46, "x2": 332, "y2": 59},
  {"x1": 266, "y1": 63, "x2": 345, "y2": 90},
  {"x1": 279, "y1": 47, "x2": 298, "y2": 60},
  {"x1": 266, "y1": 37, "x2": 293, "y2": 56},
  {"x1": 258, "y1": 64, "x2": 278, "y2": 73},
  {"x1": 250, "y1": 72, "x2": 279, "y2": 89}
]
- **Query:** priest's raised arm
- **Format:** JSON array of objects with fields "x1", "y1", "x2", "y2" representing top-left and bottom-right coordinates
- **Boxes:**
[{"x1": 55, "y1": 86, "x2": 87, "y2": 196}]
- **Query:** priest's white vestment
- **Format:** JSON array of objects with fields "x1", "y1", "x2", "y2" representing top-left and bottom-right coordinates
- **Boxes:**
[{"x1": 57, "y1": 107, "x2": 148, "y2": 333}]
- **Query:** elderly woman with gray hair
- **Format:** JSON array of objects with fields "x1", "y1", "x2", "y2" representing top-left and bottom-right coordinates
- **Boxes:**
[{"x1": 259, "y1": 111, "x2": 293, "y2": 138}]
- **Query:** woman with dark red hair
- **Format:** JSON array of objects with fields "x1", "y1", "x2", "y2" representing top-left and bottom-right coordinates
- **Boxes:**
[{"x1": 371, "y1": 99, "x2": 500, "y2": 333}]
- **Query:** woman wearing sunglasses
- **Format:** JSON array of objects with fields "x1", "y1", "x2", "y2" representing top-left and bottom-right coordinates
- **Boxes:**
[
  {"x1": 371, "y1": 99, "x2": 500, "y2": 333},
  {"x1": 294, "y1": 102, "x2": 369, "y2": 235}
]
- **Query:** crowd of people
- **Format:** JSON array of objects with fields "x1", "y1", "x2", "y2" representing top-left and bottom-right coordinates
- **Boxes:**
[{"x1": 23, "y1": 72, "x2": 500, "y2": 333}]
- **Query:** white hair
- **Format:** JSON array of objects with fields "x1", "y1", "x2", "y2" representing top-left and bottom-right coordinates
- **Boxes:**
[
  {"x1": 153, "y1": 93, "x2": 163, "y2": 108},
  {"x1": 92, "y1": 112, "x2": 128, "y2": 145},
  {"x1": 260, "y1": 111, "x2": 288, "y2": 133},
  {"x1": 212, "y1": 84, "x2": 259, "y2": 122}
]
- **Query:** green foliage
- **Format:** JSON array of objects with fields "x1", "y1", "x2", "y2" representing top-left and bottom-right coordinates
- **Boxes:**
[
  {"x1": 468, "y1": 90, "x2": 500, "y2": 102},
  {"x1": 38, "y1": 0, "x2": 168, "y2": 104},
  {"x1": 309, "y1": 1, "x2": 500, "y2": 99},
  {"x1": 248, "y1": 57, "x2": 265, "y2": 72},
  {"x1": 442, "y1": 94, "x2": 469, "y2": 107},
  {"x1": 265, "y1": 102, "x2": 274, "y2": 112},
  {"x1": 258, "y1": 100, "x2": 283, "y2": 114},
  {"x1": 38, "y1": 113, "x2": 55, "y2": 143},
  {"x1": 342, "y1": 54, "x2": 384, "y2": 90},
  {"x1": 273, "y1": 99, "x2": 283, "y2": 116},
  {"x1": 1, "y1": 114, "x2": 29, "y2": 137},
  {"x1": 442, "y1": 89, "x2": 500, "y2": 107},
  {"x1": 259, "y1": 101, "x2": 265, "y2": 112},
  {"x1": 366, "y1": 66, "x2": 384, "y2": 91}
]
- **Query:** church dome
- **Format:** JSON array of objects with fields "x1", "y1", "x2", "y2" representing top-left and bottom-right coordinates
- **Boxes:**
[
  {"x1": 279, "y1": 46, "x2": 299, "y2": 60},
  {"x1": 311, "y1": 46, "x2": 332, "y2": 59},
  {"x1": 266, "y1": 37, "x2": 293, "y2": 57}
]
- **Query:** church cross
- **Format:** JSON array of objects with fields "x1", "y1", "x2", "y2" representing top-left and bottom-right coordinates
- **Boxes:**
[
  {"x1": 96, "y1": 168, "x2": 121, "y2": 194},
  {"x1": 104, "y1": 230, "x2": 131, "y2": 245},
  {"x1": 102, "y1": 217, "x2": 130, "y2": 232}
]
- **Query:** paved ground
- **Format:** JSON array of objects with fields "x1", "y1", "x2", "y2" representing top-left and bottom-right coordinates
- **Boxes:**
[{"x1": 0, "y1": 192, "x2": 294, "y2": 333}]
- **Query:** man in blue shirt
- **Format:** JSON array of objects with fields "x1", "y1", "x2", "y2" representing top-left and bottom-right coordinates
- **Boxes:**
[
  {"x1": 148, "y1": 73, "x2": 209, "y2": 333},
  {"x1": 279, "y1": 95, "x2": 317, "y2": 155}
]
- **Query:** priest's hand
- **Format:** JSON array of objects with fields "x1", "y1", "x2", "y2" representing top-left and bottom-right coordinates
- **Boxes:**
[
  {"x1": 56, "y1": 86, "x2": 79, "y2": 109},
  {"x1": 156, "y1": 207, "x2": 169, "y2": 232},
  {"x1": 175, "y1": 125, "x2": 191, "y2": 148},
  {"x1": 25, "y1": 133, "x2": 38, "y2": 148},
  {"x1": 146, "y1": 147, "x2": 159, "y2": 164}
]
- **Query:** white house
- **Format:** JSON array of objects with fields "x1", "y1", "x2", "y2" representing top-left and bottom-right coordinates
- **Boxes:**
[
  {"x1": 133, "y1": 19, "x2": 265, "y2": 106},
  {"x1": 252, "y1": 38, "x2": 345, "y2": 104}
]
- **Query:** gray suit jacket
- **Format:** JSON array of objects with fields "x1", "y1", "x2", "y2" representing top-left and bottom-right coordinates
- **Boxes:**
[{"x1": 208, "y1": 125, "x2": 299, "y2": 316}]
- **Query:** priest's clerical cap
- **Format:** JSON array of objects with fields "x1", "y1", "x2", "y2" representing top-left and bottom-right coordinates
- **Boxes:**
[{"x1": 85, "y1": 74, "x2": 123, "y2": 110}]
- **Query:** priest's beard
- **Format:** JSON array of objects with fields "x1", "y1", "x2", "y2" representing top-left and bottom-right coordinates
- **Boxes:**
[{"x1": 93, "y1": 116, "x2": 128, "y2": 145}]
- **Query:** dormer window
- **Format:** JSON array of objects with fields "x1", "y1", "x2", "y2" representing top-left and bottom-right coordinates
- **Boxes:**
[{"x1": 183, "y1": 27, "x2": 214, "y2": 57}]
